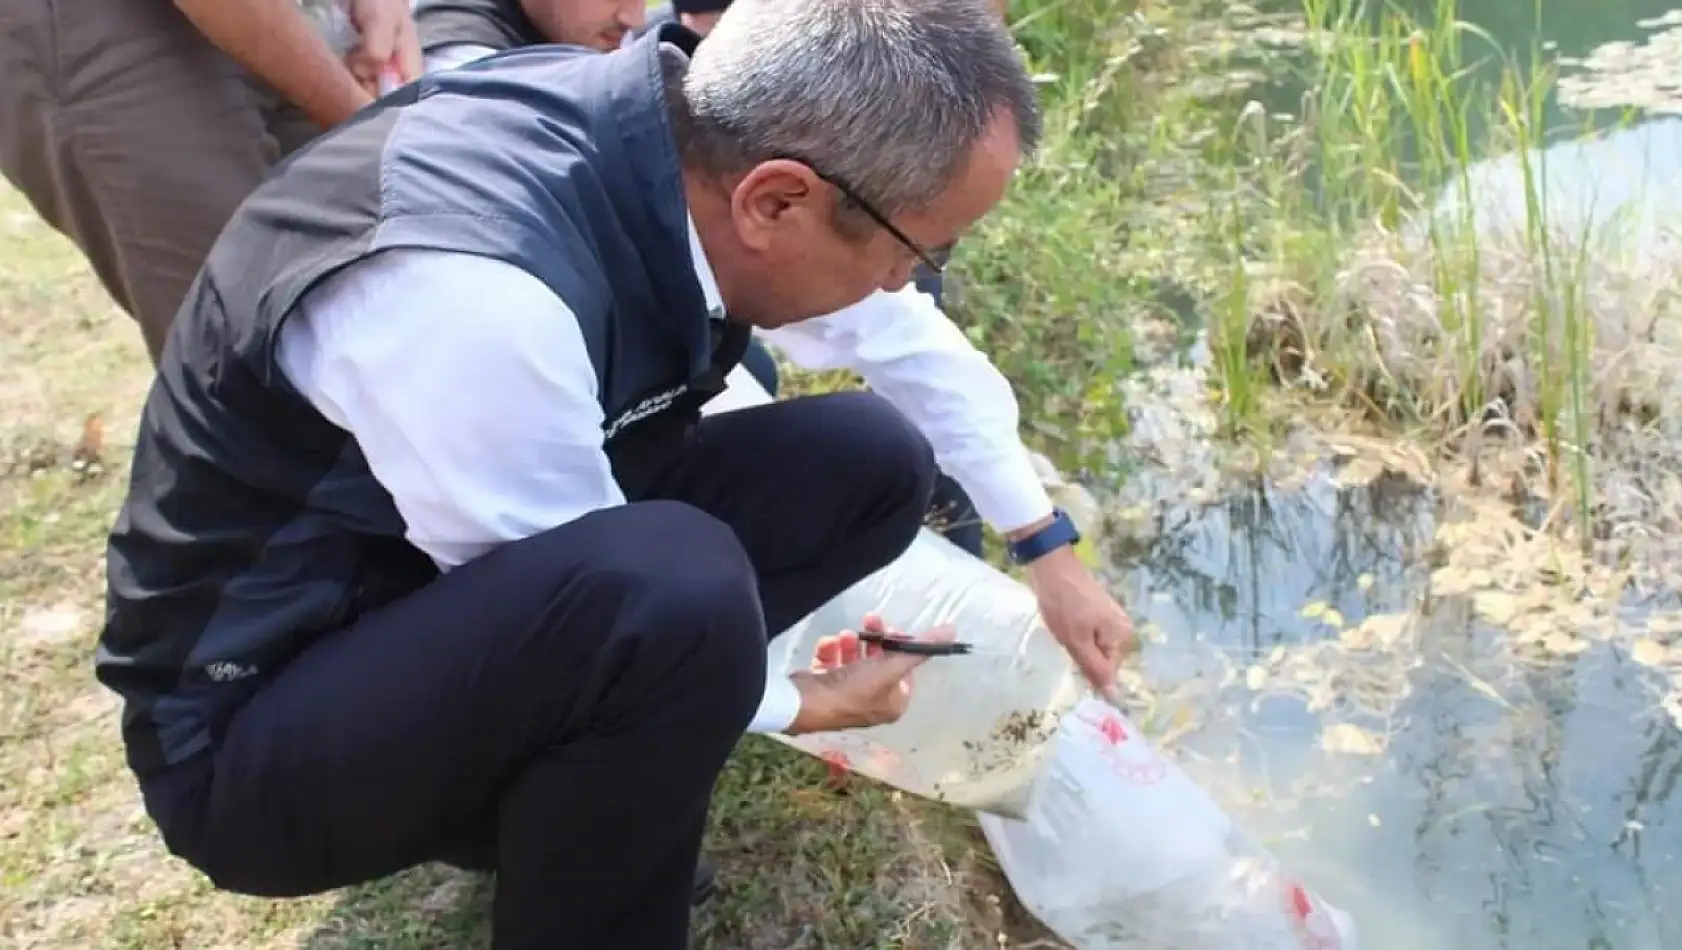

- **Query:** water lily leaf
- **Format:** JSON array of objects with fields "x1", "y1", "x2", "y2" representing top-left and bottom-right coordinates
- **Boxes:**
[
  {"x1": 1321, "y1": 723, "x2": 1385, "y2": 756},
  {"x1": 1300, "y1": 601, "x2": 1329, "y2": 620},
  {"x1": 1372, "y1": 613, "x2": 1410, "y2": 647},
  {"x1": 1542, "y1": 632, "x2": 1590, "y2": 656},
  {"x1": 1631, "y1": 639, "x2": 1669, "y2": 668},
  {"x1": 1473, "y1": 591, "x2": 1521, "y2": 626},
  {"x1": 1648, "y1": 614, "x2": 1682, "y2": 637},
  {"x1": 1431, "y1": 567, "x2": 1475, "y2": 596}
]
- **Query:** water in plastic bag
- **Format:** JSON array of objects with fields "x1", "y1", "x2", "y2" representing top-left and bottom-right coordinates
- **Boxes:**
[
  {"x1": 704, "y1": 365, "x2": 1356, "y2": 945},
  {"x1": 768, "y1": 529, "x2": 1085, "y2": 816},
  {"x1": 981, "y1": 697, "x2": 1358, "y2": 949},
  {"x1": 703, "y1": 365, "x2": 1086, "y2": 818}
]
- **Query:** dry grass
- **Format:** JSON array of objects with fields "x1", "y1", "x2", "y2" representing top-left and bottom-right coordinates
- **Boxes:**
[
  {"x1": 0, "y1": 183, "x2": 1050, "y2": 949},
  {"x1": 1265, "y1": 202, "x2": 1682, "y2": 580},
  {"x1": 1228, "y1": 9, "x2": 1682, "y2": 576}
]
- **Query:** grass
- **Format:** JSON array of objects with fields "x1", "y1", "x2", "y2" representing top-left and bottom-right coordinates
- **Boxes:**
[
  {"x1": 955, "y1": 0, "x2": 1682, "y2": 567},
  {"x1": 1193, "y1": 0, "x2": 1677, "y2": 555}
]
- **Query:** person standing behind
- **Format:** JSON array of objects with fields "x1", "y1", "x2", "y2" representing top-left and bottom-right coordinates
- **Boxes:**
[
  {"x1": 0, "y1": 0, "x2": 420, "y2": 364},
  {"x1": 417, "y1": 0, "x2": 649, "y2": 68},
  {"x1": 640, "y1": 1, "x2": 732, "y2": 38}
]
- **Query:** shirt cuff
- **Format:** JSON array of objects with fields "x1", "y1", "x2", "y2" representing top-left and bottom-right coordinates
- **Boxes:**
[
  {"x1": 960, "y1": 448, "x2": 1057, "y2": 535},
  {"x1": 745, "y1": 673, "x2": 803, "y2": 734}
]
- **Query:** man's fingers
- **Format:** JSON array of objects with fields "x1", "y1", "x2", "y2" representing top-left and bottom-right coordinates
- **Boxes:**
[
  {"x1": 866, "y1": 626, "x2": 951, "y2": 683},
  {"x1": 393, "y1": 22, "x2": 424, "y2": 83},
  {"x1": 351, "y1": 1, "x2": 400, "y2": 66},
  {"x1": 1073, "y1": 638, "x2": 1114, "y2": 689},
  {"x1": 813, "y1": 635, "x2": 842, "y2": 670},
  {"x1": 872, "y1": 647, "x2": 931, "y2": 685},
  {"x1": 836, "y1": 630, "x2": 862, "y2": 665},
  {"x1": 358, "y1": 29, "x2": 396, "y2": 71}
]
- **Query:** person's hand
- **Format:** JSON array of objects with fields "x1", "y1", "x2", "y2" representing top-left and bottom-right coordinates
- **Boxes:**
[
  {"x1": 347, "y1": 0, "x2": 423, "y2": 95},
  {"x1": 784, "y1": 615, "x2": 954, "y2": 736},
  {"x1": 1025, "y1": 546, "x2": 1138, "y2": 694}
]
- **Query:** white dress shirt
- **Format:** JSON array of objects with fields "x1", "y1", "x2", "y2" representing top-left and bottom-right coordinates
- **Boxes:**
[
  {"x1": 423, "y1": 43, "x2": 499, "y2": 75},
  {"x1": 279, "y1": 47, "x2": 1056, "y2": 736}
]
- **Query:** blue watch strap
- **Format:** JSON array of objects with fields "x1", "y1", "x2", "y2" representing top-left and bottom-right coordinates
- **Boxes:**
[{"x1": 1006, "y1": 508, "x2": 1081, "y2": 565}]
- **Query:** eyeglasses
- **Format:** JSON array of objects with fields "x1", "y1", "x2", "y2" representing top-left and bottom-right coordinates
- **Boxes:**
[{"x1": 774, "y1": 154, "x2": 952, "y2": 275}]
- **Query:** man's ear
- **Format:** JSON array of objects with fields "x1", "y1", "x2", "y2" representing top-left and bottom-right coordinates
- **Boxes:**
[{"x1": 728, "y1": 160, "x2": 825, "y2": 254}]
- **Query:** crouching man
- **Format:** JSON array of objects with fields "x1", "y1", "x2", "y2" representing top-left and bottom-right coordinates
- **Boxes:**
[{"x1": 99, "y1": 2, "x2": 1135, "y2": 948}]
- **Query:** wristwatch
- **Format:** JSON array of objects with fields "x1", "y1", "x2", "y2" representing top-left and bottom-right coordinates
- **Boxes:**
[{"x1": 1006, "y1": 507, "x2": 1082, "y2": 565}]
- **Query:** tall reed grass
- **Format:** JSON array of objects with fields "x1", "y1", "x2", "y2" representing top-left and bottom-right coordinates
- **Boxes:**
[{"x1": 955, "y1": 1, "x2": 1676, "y2": 547}]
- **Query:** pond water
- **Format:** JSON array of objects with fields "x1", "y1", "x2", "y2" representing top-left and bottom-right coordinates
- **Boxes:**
[
  {"x1": 1265, "y1": 1, "x2": 1682, "y2": 133},
  {"x1": 1108, "y1": 469, "x2": 1681, "y2": 950},
  {"x1": 1410, "y1": 1, "x2": 1682, "y2": 256},
  {"x1": 1066, "y1": 5, "x2": 1682, "y2": 948},
  {"x1": 1256, "y1": 2, "x2": 1682, "y2": 242},
  {"x1": 1382, "y1": 0, "x2": 1682, "y2": 132}
]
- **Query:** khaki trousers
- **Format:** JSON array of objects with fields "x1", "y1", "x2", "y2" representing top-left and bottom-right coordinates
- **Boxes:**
[{"x1": 0, "y1": 0, "x2": 323, "y2": 363}]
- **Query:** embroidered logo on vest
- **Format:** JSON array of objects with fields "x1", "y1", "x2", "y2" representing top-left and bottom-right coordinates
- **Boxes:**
[{"x1": 603, "y1": 382, "x2": 691, "y2": 440}]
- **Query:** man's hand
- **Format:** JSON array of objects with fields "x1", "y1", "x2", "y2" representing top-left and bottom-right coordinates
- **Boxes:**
[
  {"x1": 1022, "y1": 543, "x2": 1137, "y2": 692},
  {"x1": 174, "y1": 0, "x2": 373, "y2": 129},
  {"x1": 784, "y1": 616, "x2": 954, "y2": 736},
  {"x1": 347, "y1": 0, "x2": 423, "y2": 94}
]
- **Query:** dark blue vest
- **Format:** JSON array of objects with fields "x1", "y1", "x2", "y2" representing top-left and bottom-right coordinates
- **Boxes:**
[{"x1": 99, "y1": 25, "x2": 741, "y2": 777}]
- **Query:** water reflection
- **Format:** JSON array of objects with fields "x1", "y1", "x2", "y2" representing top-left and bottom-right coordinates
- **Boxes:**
[
  {"x1": 1113, "y1": 472, "x2": 1681, "y2": 950},
  {"x1": 1277, "y1": 0, "x2": 1682, "y2": 134},
  {"x1": 1425, "y1": 117, "x2": 1682, "y2": 270}
]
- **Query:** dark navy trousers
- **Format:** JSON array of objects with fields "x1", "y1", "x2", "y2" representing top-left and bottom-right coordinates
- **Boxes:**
[
  {"x1": 740, "y1": 267, "x2": 986, "y2": 558},
  {"x1": 138, "y1": 392, "x2": 938, "y2": 950}
]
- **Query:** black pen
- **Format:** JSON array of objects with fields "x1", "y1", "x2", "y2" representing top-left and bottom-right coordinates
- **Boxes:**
[{"x1": 857, "y1": 631, "x2": 974, "y2": 656}]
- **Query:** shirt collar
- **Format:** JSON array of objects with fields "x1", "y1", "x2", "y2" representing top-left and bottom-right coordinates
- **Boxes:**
[{"x1": 686, "y1": 212, "x2": 726, "y2": 318}]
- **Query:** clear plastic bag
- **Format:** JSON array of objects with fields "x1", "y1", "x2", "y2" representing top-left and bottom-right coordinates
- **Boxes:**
[
  {"x1": 299, "y1": 0, "x2": 403, "y2": 93},
  {"x1": 704, "y1": 367, "x2": 1357, "y2": 948},
  {"x1": 980, "y1": 698, "x2": 1359, "y2": 949},
  {"x1": 299, "y1": 0, "x2": 359, "y2": 56},
  {"x1": 702, "y1": 365, "x2": 1085, "y2": 817}
]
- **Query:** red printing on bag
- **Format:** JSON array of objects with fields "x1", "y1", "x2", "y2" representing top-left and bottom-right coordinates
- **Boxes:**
[
  {"x1": 820, "y1": 749, "x2": 851, "y2": 788},
  {"x1": 1283, "y1": 881, "x2": 1343, "y2": 950},
  {"x1": 1086, "y1": 710, "x2": 1168, "y2": 786}
]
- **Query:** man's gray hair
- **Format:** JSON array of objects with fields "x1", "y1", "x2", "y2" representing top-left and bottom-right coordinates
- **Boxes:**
[{"x1": 677, "y1": 0, "x2": 1041, "y2": 215}]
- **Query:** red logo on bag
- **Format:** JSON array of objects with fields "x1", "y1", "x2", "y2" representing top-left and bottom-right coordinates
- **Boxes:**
[
  {"x1": 1282, "y1": 881, "x2": 1343, "y2": 950},
  {"x1": 1088, "y1": 710, "x2": 1167, "y2": 786},
  {"x1": 820, "y1": 749, "x2": 851, "y2": 789}
]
